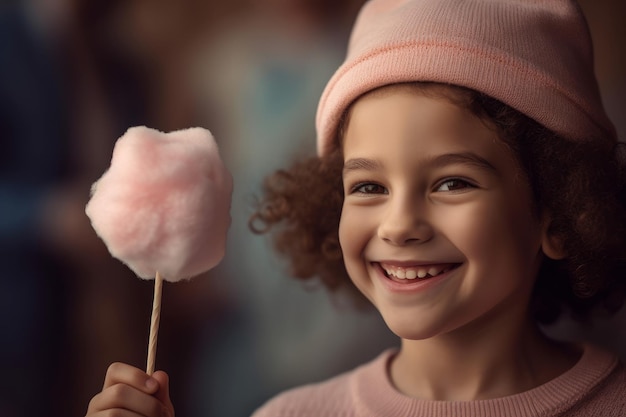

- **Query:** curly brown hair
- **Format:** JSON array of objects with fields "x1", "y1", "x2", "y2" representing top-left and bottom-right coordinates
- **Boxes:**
[{"x1": 249, "y1": 82, "x2": 626, "y2": 323}]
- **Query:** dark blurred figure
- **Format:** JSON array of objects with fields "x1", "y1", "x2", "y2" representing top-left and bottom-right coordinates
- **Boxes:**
[
  {"x1": 0, "y1": 2, "x2": 76, "y2": 416},
  {"x1": 0, "y1": 1, "x2": 152, "y2": 416}
]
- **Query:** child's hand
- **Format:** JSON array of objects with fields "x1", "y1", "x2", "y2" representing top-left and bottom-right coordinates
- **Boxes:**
[{"x1": 85, "y1": 362, "x2": 175, "y2": 417}]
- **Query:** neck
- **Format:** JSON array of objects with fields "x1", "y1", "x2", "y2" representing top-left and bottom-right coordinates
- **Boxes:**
[{"x1": 390, "y1": 313, "x2": 579, "y2": 401}]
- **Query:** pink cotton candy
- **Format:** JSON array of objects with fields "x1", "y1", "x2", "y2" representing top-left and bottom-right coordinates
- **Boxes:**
[{"x1": 85, "y1": 126, "x2": 233, "y2": 282}]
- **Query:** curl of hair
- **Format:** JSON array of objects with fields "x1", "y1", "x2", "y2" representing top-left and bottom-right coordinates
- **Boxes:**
[{"x1": 249, "y1": 150, "x2": 368, "y2": 306}]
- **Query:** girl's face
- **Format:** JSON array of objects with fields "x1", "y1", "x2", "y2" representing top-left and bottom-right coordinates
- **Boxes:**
[{"x1": 339, "y1": 86, "x2": 552, "y2": 340}]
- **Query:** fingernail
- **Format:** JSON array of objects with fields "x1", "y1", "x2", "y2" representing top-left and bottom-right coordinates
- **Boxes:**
[{"x1": 146, "y1": 378, "x2": 158, "y2": 390}]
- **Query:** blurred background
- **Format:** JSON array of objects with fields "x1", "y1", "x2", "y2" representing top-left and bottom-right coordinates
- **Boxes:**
[{"x1": 0, "y1": 0, "x2": 624, "y2": 416}]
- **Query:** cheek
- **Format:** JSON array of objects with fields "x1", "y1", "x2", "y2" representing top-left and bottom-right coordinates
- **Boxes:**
[
  {"x1": 339, "y1": 206, "x2": 376, "y2": 300},
  {"x1": 445, "y1": 199, "x2": 541, "y2": 265},
  {"x1": 338, "y1": 205, "x2": 355, "y2": 256},
  {"x1": 436, "y1": 204, "x2": 491, "y2": 250},
  {"x1": 338, "y1": 204, "x2": 373, "y2": 274}
]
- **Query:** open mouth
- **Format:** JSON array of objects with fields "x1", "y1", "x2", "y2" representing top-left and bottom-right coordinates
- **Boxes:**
[{"x1": 379, "y1": 262, "x2": 461, "y2": 281}]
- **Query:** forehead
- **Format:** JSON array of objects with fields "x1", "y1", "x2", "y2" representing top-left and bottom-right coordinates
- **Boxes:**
[
  {"x1": 341, "y1": 85, "x2": 524, "y2": 181},
  {"x1": 339, "y1": 83, "x2": 480, "y2": 145},
  {"x1": 343, "y1": 85, "x2": 496, "y2": 152}
]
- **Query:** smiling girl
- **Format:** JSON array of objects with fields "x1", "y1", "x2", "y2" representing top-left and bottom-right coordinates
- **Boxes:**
[
  {"x1": 247, "y1": 0, "x2": 626, "y2": 414},
  {"x1": 85, "y1": 0, "x2": 626, "y2": 416}
]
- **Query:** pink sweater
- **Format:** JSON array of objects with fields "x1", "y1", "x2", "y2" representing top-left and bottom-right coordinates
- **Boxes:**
[{"x1": 251, "y1": 345, "x2": 625, "y2": 416}]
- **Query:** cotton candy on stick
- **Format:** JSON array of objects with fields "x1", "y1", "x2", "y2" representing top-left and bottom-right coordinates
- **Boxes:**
[{"x1": 85, "y1": 126, "x2": 232, "y2": 374}]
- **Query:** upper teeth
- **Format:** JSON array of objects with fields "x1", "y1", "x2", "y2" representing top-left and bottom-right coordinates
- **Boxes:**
[{"x1": 382, "y1": 264, "x2": 451, "y2": 280}]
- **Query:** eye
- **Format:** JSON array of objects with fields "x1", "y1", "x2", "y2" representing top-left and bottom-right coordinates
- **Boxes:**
[
  {"x1": 350, "y1": 182, "x2": 387, "y2": 195},
  {"x1": 435, "y1": 178, "x2": 474, "y2": 192}
]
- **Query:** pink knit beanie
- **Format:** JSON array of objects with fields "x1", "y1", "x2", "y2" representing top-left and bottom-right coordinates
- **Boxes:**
[{"x1": 316, "y1": 0, "x2": 616, "y2": 156}]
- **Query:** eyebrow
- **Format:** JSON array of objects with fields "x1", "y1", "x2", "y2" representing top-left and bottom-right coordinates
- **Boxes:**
[
  {"x1": 343, "y1": 152, "x2": 497, "y2": 175},
  {"x1": 431, "y1": 152, "x2": 497, "y2": 172},
  {"x1": 343, "y1": 158, "x2": 382, "y2": 174}
]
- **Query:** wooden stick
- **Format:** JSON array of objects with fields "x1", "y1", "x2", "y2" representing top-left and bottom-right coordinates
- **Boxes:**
[{"x1": 146, "y1": 271, "x2": 163, "y2": 375}]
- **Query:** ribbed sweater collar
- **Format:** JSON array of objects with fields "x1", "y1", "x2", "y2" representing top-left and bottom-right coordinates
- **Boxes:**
[{"x1": 351, "y1": 344, "x2": 618, "y2": 417}]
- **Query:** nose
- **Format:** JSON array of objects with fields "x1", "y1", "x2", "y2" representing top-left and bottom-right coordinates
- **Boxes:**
[{"x1": 377, "y1": 195, "x2": 433, "y2": 246}]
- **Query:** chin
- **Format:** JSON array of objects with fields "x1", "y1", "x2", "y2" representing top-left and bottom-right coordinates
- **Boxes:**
[{"x1": 379, "y1": 314, "x2": 446, "y2": 341}]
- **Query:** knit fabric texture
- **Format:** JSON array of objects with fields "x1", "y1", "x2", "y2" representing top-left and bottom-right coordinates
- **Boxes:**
[
  {"x1": 251, "y1": 344, "x2": 626, "y2": 416},
  {"x1": 316, "y1": 0, "x2": 617, "y2": 156}
]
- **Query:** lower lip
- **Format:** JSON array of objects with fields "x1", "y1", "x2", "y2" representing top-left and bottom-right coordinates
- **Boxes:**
[{"x1": 375, "y1": 263, "x2": 459, "y2": 293}]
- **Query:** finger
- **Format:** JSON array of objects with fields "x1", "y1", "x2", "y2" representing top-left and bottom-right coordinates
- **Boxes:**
[
  {"x1": 86, "y1": 409, "x2": 144, "y2": 417},
  {"x1": 87, "y1": 383, "x2": 168, "y2": 416},
  {"x1": 152, "y1": 371, "x2": 175, "y2": 414},
  {"x1": 103, "y1": 362, "x2": 159, "y2": 394}
]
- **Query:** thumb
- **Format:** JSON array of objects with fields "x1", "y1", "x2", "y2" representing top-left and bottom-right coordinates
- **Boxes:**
[{"x1": 152, "y1": 370, "x2": 175, "y2": 415}]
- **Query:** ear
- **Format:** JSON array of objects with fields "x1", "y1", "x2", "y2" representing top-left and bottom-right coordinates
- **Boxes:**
[{"x1": 540, "y1": 212, "x2": 566, "y2": 260}]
